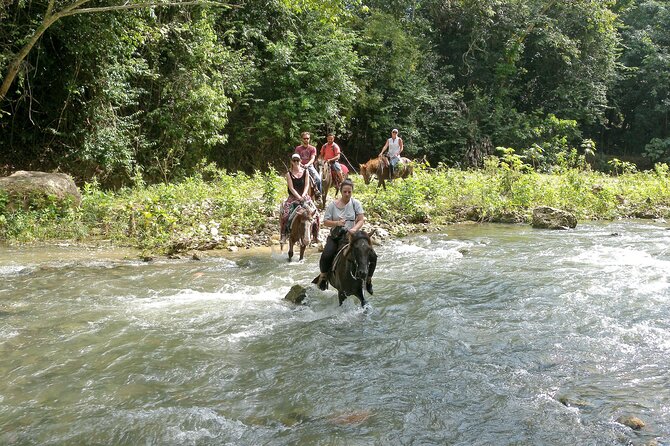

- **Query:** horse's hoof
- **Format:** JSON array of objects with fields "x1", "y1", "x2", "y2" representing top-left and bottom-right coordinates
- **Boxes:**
[{"x1": 365, "y1": 282, "x2": 373, "y2": 295}]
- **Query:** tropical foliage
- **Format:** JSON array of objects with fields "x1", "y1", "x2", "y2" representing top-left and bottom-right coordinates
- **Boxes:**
[{"x1": 0, "y1": 0, "x2": 668, "y2": 185}]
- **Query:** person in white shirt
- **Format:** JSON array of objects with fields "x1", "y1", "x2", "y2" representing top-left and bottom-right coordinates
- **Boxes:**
[
  {"x1": 379, "y1": 128, "x2": 403, "y2": 179},
  {"x1": 314, "y1": 179, "x2": 376, "y2": 293}
]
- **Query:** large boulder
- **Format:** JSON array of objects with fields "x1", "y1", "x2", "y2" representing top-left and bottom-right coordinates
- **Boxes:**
[
  {"x1": 0, "y1": 171, "x2": 81, "y2": 210},
  {"x1": 532, "y1": 206, "x2": 577, "y2": 230}
]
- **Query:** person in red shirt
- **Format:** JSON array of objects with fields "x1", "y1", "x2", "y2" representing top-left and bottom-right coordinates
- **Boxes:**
[
  {"x1": 294, "y1": 131, "x2": 322, "y2": 197},
  {"x1": 320, "y1": 133, "x2": 342, "y2": 175}
]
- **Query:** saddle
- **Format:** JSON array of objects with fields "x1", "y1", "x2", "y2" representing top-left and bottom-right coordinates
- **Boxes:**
[{"x1": 331, "y1": 241, "x2": 350, "y2": 272}]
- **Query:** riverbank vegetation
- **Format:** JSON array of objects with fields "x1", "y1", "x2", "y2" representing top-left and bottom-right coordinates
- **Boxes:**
[{"x1": 2, "y1": 157, "x2": 670, "y2": 255}]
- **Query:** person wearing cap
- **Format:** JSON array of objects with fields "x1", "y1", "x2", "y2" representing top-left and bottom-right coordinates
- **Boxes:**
[
  {"x1": 379, "y1": 128, "x2": 403, "y2": 180},
  {"x1": 279, "y1": 153, "x2": 317, "y2": 243},
  {"x1": 294, "y1": 131, "x2": 322, "y2": 198}
]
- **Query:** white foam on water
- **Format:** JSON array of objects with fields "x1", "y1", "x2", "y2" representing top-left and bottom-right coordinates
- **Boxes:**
[
  {"x1": 392, "y1": 240, "x2": 466, "y2": 261},
  {"x1": 139, "y1": 288, "x2": 281, "y2": 309},
  {"x1": 0, "y1": 328, "x2": 19, "y2": 339},
  {"x1": 571, "y1": 245, "x2": 669, "y2": 269},
  {"x1": 0, "y1": 264, "x2": 33, "y2": 276},
  {"x1": 608, "y1": 319, "x2": 670, "y2": 353},
  {"x1": 116, "y1": 283, "x2": 306, "y2": 342}
]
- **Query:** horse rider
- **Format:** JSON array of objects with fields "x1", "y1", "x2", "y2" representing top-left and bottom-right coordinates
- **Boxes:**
[
  {"x1": 280, "y1": 153, "x2": 318, "y2": 244},
  {"x1": 295, "y1": 131, "x2": 322, "y2": 199},
  {"x1": 379, "y1": 128, "x2": 403, "y2": 180},
  {"x1": 315, "y1": 178, "x2": 376, "y2": 294},
  {"x1": 320, "y1": 133, "x2": 344, "y2": 185}
]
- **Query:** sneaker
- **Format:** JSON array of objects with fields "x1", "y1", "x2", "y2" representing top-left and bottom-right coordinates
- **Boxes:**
[{"x1": 317, "y1": 272, "x2": 328, "y2": 290}]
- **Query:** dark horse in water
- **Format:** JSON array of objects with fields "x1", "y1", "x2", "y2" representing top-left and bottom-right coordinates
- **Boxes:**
[{"x1": 312, "y1": 229, "x2": 377, "y2": 307}]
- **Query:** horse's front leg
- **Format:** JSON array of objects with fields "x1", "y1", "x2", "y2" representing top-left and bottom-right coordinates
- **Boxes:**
[
  {"x1": 299, "y1": 243, "x2": 306, "y2": 261},
  {"x1": 356, "y1": 281, "x2": 368, "y2": 307},
  {"x1": 338, "y1": 290, "x2": 347, "y2": 306},
  {"x1": 288, "y1": 242, "x2": 294, "y2": 262}
]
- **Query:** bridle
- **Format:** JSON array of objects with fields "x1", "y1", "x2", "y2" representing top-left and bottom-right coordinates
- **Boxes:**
[{"x1": 345, "y1": 236, "x2": 371, "y2": 280}]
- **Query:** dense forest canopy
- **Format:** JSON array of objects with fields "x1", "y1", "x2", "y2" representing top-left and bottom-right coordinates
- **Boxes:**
[{"x1": 1, "y1": 0, "x2": 668, "y2": 186}]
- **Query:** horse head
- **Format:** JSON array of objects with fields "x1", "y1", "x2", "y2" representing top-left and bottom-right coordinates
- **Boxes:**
[
  {"x1": 346, "y1": 231, "x2": 373, "y2": 280},
  {"x1": 359, "y1": 162, "x2": 370, "y2": 184},
  {"x1": 293, "y1": 202, "x2": 316, "y2": 246}
]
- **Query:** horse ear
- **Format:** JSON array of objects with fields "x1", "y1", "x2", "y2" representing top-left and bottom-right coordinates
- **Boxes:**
[{"x1": 367, "y1": 228, "x2": 377, "y2": 239}]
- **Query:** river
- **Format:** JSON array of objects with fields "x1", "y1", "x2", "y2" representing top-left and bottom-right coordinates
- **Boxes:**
[{"x1": 1, "y1": 221, "x2": 668, "y2": 445}]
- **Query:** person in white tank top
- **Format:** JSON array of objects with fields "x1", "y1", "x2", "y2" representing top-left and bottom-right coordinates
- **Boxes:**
[{"x1": 379, "y1": 128, "x2": 404, "y2": 179}]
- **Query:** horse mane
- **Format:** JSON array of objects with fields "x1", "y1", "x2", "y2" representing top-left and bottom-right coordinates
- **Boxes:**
[
  {"x1": 365, "y1": 158, "x2": 381, "y2": 171},
  {"x1": 348, "y1": 230, "x2": 372, "y2": 246}
]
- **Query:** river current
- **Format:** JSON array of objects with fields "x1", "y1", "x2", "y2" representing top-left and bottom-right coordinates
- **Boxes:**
[{"x1": 1, "y1": 221, "x2": 668, "y2": 445}]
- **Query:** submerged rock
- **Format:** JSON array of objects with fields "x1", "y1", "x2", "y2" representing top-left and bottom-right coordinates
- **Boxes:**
[
  {"x1": 284, "y1": 284, "x2": 307, "y2": 304},
  {"x1": 531, "y1": 206, "x2": 577, "y2": 229},
  {"x1": 328, "y1": 409, "x2": 372, "y2": 425},
  {"x1": 557, "y1": 395, "x2": 590, "y2": 408},
  {"x1": 616, "y1": 415, "x2": 645, "y2": 430}
]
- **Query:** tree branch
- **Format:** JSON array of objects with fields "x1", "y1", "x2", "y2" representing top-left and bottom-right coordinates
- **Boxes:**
[
  {"x1": 62, "y1": 1, "x2": 231, "y2": 17},
  {"x1": 0, "y1": 0, "x2": 231, "y2": 103}
]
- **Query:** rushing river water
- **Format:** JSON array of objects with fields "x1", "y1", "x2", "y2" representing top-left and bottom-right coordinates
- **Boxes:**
[{"x1": 1, "y1": 221, "x2": 669, "y2": 445}]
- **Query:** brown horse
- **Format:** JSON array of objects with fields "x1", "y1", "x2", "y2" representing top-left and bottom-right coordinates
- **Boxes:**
[
  {"x1": 312, "y1": 229, "x2": 377, "y2": 307},
  {"x1": 284, "y1": 201, "x2": 317, "y2": 261},
  {"x1": 359, "y1": 156, "x2": 413, "y2": 189},
  {"x1": 318, "y1": 160, "x2": 349, "y2": 208}
]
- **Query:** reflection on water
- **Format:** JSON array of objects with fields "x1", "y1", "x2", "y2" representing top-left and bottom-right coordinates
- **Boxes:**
[{"x1": 1, "y1": 221, "x2": 669, "y2": 445}]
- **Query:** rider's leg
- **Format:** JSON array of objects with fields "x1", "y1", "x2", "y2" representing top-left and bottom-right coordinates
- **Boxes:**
[
  {"x1": 316, "y1": 235, "x2": 338, "y2": 290},
  {"x1": 331, "y1": 162, "x2": 343, "y2": 187},
  {"x1": 280, "y1": 201, "x2": 289, "y2": 242},
  {"x1": 366, "y1": 249, "x2": 377, "y2": 294},
  {"x1": 390, "y1": 157, "x2": 400, "y2": 179},
  {"x1": 308, "y1": 165, "x2": 323, "y2": 194}
]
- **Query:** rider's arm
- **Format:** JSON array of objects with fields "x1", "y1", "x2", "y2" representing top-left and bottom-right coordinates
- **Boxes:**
[
  {"x1": 399, "y1": 138, "x2": 404, "y2": 154},
  {"x1": 323, "y1": 219, "x2": 343, "y2": 228},
  {"x1": 349, "y1": 212, "x2": 365, "y2": 233},
  {"x1": 301, "y1": 171, "x2": 310, "y2": 197},
  {"x1": 379, "y1": 139, "x2": 389, "y2": 157},
  {"x1": 330, "y1": 144, "x2": 341, "y2": 163},
  {"x1": 286, "y1": 173, "x2": 302, "y2": 200},
  {"x1": 305, "y1": 148, "x2": 316, "y2": 167},
  {"x1": 323, "y1": 204, "x2": 344, "y2": 227}
]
